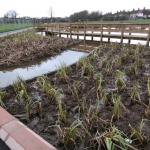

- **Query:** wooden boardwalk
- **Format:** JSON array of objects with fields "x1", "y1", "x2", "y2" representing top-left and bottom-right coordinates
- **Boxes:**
[{"x1": 34, "y1": 23, "x2": 150, "y2": 46}]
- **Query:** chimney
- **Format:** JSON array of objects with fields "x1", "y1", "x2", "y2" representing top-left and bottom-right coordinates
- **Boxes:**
[
  {"x1": 144, "y1": 7, "x2": 145, "y2": 10},
  {"x1": 138, "y1": 8, "x2": 140, "y2": 10}
]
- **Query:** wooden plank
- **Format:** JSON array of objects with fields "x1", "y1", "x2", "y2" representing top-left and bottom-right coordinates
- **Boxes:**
[
  {"x1": 100, "y1": 24, "x2": 103, "y2": 44},
  {"x1": 128, "y1": 27, "x2": 132, "y2": 44},
  {"x1": 59, "y1": 24, "x2": 60, "y2": 37},
  {"x1": 147, "y1": 24, "x2": 150, "y2": 46},
  {"x1": 91, "y1": 26, "x2": 93, "y2": 40},
  {"x1": 70, "y1": 23, "x2": 72, "y2": 39},
  {"x1": 108, "y1": 26, "x2": 110, "y2": 42},
  {"x1": 103, "y1": 29, "x2": 148, "y2": 34},
  {"x1": 84, "y1": 24, "x2": 86, "y2": 40},
  {"x1": 121, "y1": 24, "x2": 124, "y2": 43}
]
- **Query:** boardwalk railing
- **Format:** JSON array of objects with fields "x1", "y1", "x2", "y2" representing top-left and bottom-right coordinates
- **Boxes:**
[{"x1": 34, "y1": 23, "x2": 150, "y2": 46}]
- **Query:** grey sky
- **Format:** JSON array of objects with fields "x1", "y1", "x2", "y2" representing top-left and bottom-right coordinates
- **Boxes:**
[{"x1": 0, "y1": 0, "x2": 149, "y2": 18}]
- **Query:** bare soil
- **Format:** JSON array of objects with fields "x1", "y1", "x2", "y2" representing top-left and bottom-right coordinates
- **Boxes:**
[{"x1": 2, "y1": 43, "x2": 150, "y2": 150}]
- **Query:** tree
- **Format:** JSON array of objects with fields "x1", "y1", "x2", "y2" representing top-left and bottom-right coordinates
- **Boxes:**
[
  {"x1": 3, "y1": 10, "x2": 18, "y2": 18},
  {"x1": 48, "y1": 7, "x2": 54, "y2": 20},
  {"x1": 4, "y1": 12, "x2": 9, "y2": 18}
]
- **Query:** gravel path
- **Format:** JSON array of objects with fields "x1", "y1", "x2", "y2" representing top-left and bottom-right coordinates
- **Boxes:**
[{"x1": 0, "y1": 27, "x2": 33, "y2": 37}]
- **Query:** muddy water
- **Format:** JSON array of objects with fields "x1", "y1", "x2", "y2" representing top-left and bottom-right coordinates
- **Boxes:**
[
  {"x1": 1, "y1": 29, "x2": 149, "y2": 88},
  {"x1": 0, "y1": 41, "x2": 99, "y2": 88}
]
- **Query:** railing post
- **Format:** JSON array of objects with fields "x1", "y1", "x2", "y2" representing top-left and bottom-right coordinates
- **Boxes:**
[
  {"x1": 52, "y1": 24, "x2": 53, "y2": 36},
  {"x1": 121, "y1": 24, "x2": 124, "y2": 43},
  {"x1": 70, "y1": 23, "x2": 72, "y2": 39},
  {"x1": 108, "y1": 25, "x2": 110, "y2": 42},
  {"x1": 77, "y1": 24, "x2": 79, "y2": 40},
  {"x1": 128, "y1": 26, "x2": 132, "y2": 44},
  {"x1": 91, "y1": 25, "x2": 93, "y2": 41},
  {"x1": 59, "y1": 24, "x2": 60, "y2": 37},
  {"x1": 147, "y1": 24, "x2": 150, "y2": 47},
  {"x1": 84, "y1": 24, "x2": 86, "y2": 41},
  {"x1": 100, "y1": 24, "x2": 103, "y2": 45}
]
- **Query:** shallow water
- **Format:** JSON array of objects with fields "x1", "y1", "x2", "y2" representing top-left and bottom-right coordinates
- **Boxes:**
[
  {"x1": 1, "y1": 29, "x2": 149, "y2": 88},
  {"x1": 0, "y1": 41, "x2": 99, "y2": 88}
]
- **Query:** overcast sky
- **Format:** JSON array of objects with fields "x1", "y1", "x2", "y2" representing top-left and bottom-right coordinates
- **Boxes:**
[{"x1": 0, "y1": 0, "x2": 149, "y2": 18}]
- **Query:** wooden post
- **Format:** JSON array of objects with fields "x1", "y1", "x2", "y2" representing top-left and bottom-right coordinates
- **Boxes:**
[
  {"x1": 121, "y1": 24, "x2": 124, "y2": 43},
  {"x1": 45, "y1": 24, "x2": 47, "y2": 36},
  {"x1": 128, "y1": 26, "x2": 132, "y2": 44},
  {"x1": 91, "y1": 26, "x2": 93, "y2": 41},
  {"x1": 77, "y1": 25, "x2": 79, "y2": 40},
  {"x1": 59, "y1": 24, "x2": 60, "y2": 37},
  {"x1": 70, "y1": 23, "x2": 72, "y2": 39},
  {"x1": 108, "y1": 26, "x2": 110, "y2": 42},
  {"x1": 100, "y1": 24, "x2": 103, "y2": 45},
  {"x1": 84, "y1": 24, "x2": 86, "y2": 41},
  {"x1": 146, "y1": 24, "x2": 150, "y2": 47}
]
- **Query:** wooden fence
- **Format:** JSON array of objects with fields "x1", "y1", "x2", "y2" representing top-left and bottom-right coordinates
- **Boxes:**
[{"x1": 34, "y1": 23, "x2": 150, "y2": 46}]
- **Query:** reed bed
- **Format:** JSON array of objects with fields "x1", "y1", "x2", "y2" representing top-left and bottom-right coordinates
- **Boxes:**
[
  {"x1": 2, "y1": 43, "x2": 150, "y2": 150},
  {"x1": 0, "y1": 29, "x2": 79, "y2": 66}
]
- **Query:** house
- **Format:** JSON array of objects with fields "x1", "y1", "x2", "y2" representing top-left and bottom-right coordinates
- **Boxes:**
[
  {"x1": 114, "y1": 10, "x2": 130, "y2": 20},
  {"x1": 129, "y1": 8, "x2": 139, "y2": 20},
  {"x1": 137, "y1": 8, "x2": 150, "y2": 19},
  {"x1": 102, "y1": 12, "x2": 115, "y2": 21}
]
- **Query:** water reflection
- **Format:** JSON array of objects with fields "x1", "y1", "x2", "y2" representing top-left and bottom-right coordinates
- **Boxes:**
[{"x1": 0, "y1": 41, "x2": 98, "y2": 88}]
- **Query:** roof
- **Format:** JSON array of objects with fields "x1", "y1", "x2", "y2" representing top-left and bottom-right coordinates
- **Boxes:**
[{"x1": 137, "y1": 9, "x2": 150, "y2": 15}]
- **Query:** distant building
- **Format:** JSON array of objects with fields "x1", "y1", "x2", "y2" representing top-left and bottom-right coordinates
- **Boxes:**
[{"x1": 136, "y1": 8, "x2": 150, "y2": 19}]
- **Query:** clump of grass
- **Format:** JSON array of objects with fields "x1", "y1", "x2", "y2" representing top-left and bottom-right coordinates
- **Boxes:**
[
  {"x1": 94, "y1": 127, "x2": 137, "y2": 150},
  {"x1": 113, "y1": 55, "x2": 122, "y2": 68},
  {"x1": 104, "y1": 62, "x2": 113, "y2": 76},
  {"x1": 13, "y1": 76, "x2": 26, "y2": 96},
  {"x1": 131, "y1": 85, "x2": 141, "y2": 102},
  {"x1": 128, "y1": 63, "x2": 137, "y2": 76},
  {"x1": 115, "y1": 69, "x2": 126, "y2": 91},
  {"x1": 0, "y1": 91, "x2": 6, "y2": 107},
  {"x1": 87, "y1": 100, "x2": 100, "y2": 122},
  {"x1": 64, "y1": 119, "x2": 83, "y2": 146},
  {"x1": 34, "y1": 75, "x2": 59, "y2": 101},
  {"x1": 97, "y1": 55, "x2": 108, "y2": 69},
  {"x1": 57, "y1": 98, "x2": 67, "y2": 124},
  {"x1": 145, "y1": 99, "x2": 150, "y2": 119},
  {"x1": 47, "y1": 120, "x2": 83, "y2": 147},
  {"x1": 91, "y1": 51, "x2": 99, "y2": 61},
  {"x1": 102, "y1": 91, "x2": 111, "y2": 106},
  {"x1": 73, "y1": 81, "x2": 85, "y2": 106},
  {"x1": 129, "y1": 121, "x2": 148, "y2": 146},
  {"x1": 34, "y1": 101, "x2": 43, "y2": 117},
  {"x1": 26, "y1": 100, "x2": 32, "y2": 117},
  {"x1": 57, "y1": 62, "x2": 71, "y2": 83},
  {"x1": 147, "y1": 77, "x2": 150, "y2": 97},
  {"x1": 77, "y1": 56, "x2": 89, "y2": 69},
  {"x1": 121, "y1": 47, "x2": 129, "y2": 62},
  {"x1": 95, "y1": 73, "x2": 103, "y2": 94},
  {"x1": 112, "y1": 95, "x2": 126, "y2": 121},
  {"x1": 81, "y1": 63, "x2": 94, "y2": 78},
  {"x1": 13, "y1": 76, "x2": 31, "y2": 103}
]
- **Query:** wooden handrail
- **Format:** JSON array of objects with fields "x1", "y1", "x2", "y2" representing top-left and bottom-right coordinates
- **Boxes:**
[{"x1": 35, "y1": 22, "x2": 150, "y2": 46}]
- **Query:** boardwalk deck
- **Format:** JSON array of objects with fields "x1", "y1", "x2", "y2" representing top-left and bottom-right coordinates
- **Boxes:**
[{"x1": 34, "y1": 23, "x2": 150, "y2": 46}]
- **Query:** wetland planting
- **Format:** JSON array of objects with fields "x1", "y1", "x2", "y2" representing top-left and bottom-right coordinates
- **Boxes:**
[
  {"x1": 0, "y1": 29, "x2": 79, "y2": 68},
  {"x1": 1, "y1": 42, "x2": 150, "y2": 150}
]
